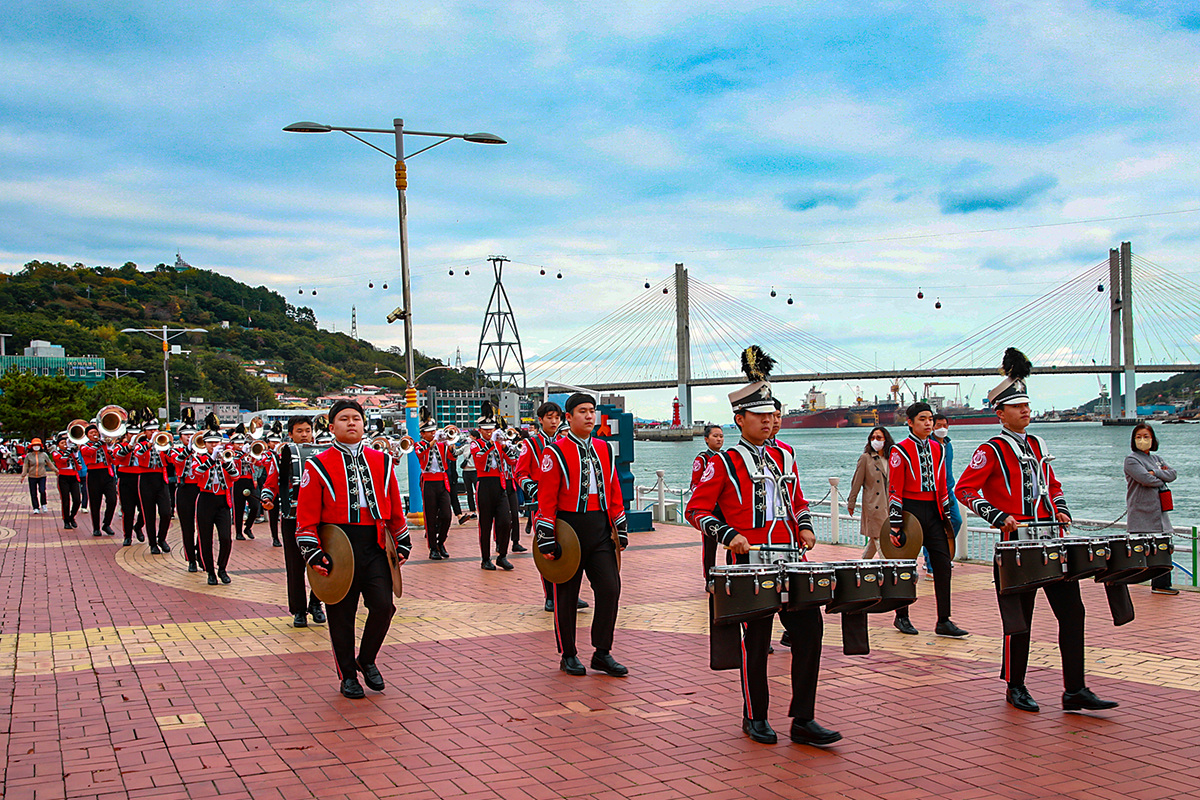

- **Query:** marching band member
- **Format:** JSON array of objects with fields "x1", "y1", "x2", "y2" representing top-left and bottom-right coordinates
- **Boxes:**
[
  {"x1": 193, "y1": 423, "x2": 242, "y2": 585},
  {"x1": 229, "y1": 424, "x2": 258, "y2": 540},
  {"x1": 52, "y1": 434, "x2": 82, "y2": 529},
  {"x1": 260, "y1": 416, "x2": 326, "y2": 628},
  {"x1": 955, "y1": 348, "x2": 1118, "y2": 714},
  {"x1": 112, "y1": 414, "x2": 146, "y2": 546},
  {"x1": 295, "y1": 400, "x2": 411, "y2": 699},
  {"x1": 686, "y1": 347, "x2": 839, "y2": 747},
  {"x1": 534, "y1": 393, "x2": 628, "y2": 677},
  {"x1": 517, "y1": 401, "x2": 590, "y2": 612},
  {"x1": 888, "y1": 402, "x2": 968, "y2": 638},
  {"x1": 471, "y1": 402, "x2": 516, "y2": 571},
  {"x1": 414, "y1": 408, "x2": 453, "y2": 560},
  {"x1": 79, "y1": 424, "x2": 118, "y2": 536},
  {"x1": 261, "y1": 423, "x2": 284, "y2": 547},
  {"x1": 690, "y1": 423, "x2": 725, "y2": 580},
  {"x1": 500, "y1": 422, "x2": 525, "y2": 554},
  {"x1": 132, "y1": 419, "x2": 173, "y2": 554},
  {"x1": 166, "y1": 413, "x2": 204, "y2": 572}
]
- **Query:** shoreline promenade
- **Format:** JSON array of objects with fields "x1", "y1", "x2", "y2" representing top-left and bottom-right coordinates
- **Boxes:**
[{"x1": 2, "y1": 476, "x2": 1199, "y2": 800}]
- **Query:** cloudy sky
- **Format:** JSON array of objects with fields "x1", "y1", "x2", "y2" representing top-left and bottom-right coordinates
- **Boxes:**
[{"x1": 3, "y1": 1, "x2": 1199, "y2": 420}]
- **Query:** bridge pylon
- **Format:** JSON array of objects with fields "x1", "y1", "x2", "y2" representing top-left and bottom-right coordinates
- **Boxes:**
[{"x1": 674, "y1": 262, "x2": 692, "y2": 427}]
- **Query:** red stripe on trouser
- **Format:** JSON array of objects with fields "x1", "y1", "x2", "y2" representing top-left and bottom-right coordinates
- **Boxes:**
[
  {"x1": 1003, "y1": 635, "x2": 1011, "y2": 682},
  {"x1": 740, "y1": 622, "x2": 752, "y2": 714},
  {"x1": 553, "y1": 582, "x2": 563, "y2": 653}
]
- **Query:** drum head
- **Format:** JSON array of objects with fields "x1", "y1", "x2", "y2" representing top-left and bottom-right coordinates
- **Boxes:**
[
  {"x1": 533, "y1": 518, "x2": 582, "y2": 584},
  {"x1": 880, "y1": 511, "x2": 924, "y2": 559},
  {"x1": 308, "y1": 523, "x2": 355, "y2": 605}
]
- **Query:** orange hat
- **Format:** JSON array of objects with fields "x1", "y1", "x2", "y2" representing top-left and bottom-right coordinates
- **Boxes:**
[{"x1": 30, "y1": 438, "x2": 43, "y2": 447}]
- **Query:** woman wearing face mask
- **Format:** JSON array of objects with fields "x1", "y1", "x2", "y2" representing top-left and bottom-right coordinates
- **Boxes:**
[
  {"x1": 20, "y1": 438, "x2": 57, "y2": 515},
  {"x1": 1125, "y1": 424, "x2": 1178, "y2": 595},
  {"x1": 847, "y1": 426, "x2": 895, "y2": 558}
]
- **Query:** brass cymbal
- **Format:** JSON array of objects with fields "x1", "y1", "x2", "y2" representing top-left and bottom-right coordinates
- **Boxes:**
[
  {"x1": 879, "y1": 511, "x2": 924, "y2": 559},
  {"x1": 307, "y1": 523, "x2": 355, "y2": 605},
  {"x1": 532, "y1": 517, "x2": 582, "y2": 584}
]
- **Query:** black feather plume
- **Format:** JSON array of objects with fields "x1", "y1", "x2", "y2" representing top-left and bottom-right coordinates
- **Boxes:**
[
  {"x1": 480, "y1": 400, "x2": 493, "y2": 418},
  {"x1": 420, "y1": 406, "x2": 432, "y2": 425},
  {"x1": 740, "y1": 345, "x2": 775, "y2": 382},
  {"x1": 182, "y1": 407, "x2": 195, "y2": 425},
  {"x1": 205, "y1": 412, "x2": 220, "y2": 432},
  {"x1": 1001, "y1": 347, "x2": 1032, "y2": 380}
]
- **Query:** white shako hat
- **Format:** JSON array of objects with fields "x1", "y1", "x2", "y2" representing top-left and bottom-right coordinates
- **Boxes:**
[
  {"x1": 476, "y1": 400, "x2": 497, "y2": 428},
  {"x1": 987, "y1": 347, "x2": 1032, "y2": 407},
  {"x1": 728, "y1": 345, "x2": 777, "y2": 414}
]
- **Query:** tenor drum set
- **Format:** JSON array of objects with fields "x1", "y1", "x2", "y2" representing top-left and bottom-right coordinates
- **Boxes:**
[{"x1": 994, "y1": 532, "x2": 1174, "y2": 595}]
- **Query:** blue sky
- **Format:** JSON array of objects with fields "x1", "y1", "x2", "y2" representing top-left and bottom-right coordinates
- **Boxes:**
[{"x1": 2, "y1": 1, "x2": 1199, "y2": 420}]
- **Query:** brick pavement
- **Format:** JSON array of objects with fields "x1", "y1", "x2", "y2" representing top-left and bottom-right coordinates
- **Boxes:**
[{"x1": 2, "y1": 475, "x2": 1200, "y2": 800}]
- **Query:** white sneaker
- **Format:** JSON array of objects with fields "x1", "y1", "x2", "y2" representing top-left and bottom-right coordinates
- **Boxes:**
[{"x1": 31, "y1": 508, "x2": 40, "y2": 515}]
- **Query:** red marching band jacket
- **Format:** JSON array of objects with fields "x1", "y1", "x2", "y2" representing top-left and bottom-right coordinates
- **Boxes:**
[
  {"x1": 514, "y1": 429, "x2": 553, "y2": 497},
  {"x1": 887, "y1": 434, "x2": 952, "y2": 527},
  {"x1": 295, "y1": 445, "x2": 412, "y2": 559},
  {"x1": 470, "y1": 435, "x2": 516, "y2": 486},
  {"x1": 110, "y1": 441, "x2": 141, "y2": 474},
  {"x1": 954, "y1": 429, "x2": 1069, "y2": 538},
  {"x1": 689, "y1": 447, "x2": 719, "y2": 490},
  {"x1": 78, "y1": 441, "x2": 115, "y2": 476},
  {"x1": 130, "y1": 439, "x2": 168, "y2": 477},
  {"x1": 414, "y1": 439, "x2": 451, "y2": 490},
  {"x1": 533, "y1": 433, "x2": 626, "y2": 537},
  {"x1": 51, "y1": 448, "x2": 79, "y2": 477},
  {"x1": 190, "y1": 452, "x2": 241, "y2": 505},
  {"x1": 685, "y1": 441, "x2": 813, "y2": 548}
]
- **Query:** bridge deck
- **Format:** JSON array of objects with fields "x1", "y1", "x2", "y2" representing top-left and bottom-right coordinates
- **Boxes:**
[{"x1": 2, "y1": 476, "x2": 1198, "y2": 800}]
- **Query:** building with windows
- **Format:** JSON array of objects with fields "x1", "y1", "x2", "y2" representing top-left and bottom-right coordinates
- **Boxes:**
[
  {"x1": 181, "y1": 399, "x2": 241, "y2": 422},
  {"x1": 0, "y1": 340, "x2": 106, "y2": 387}
]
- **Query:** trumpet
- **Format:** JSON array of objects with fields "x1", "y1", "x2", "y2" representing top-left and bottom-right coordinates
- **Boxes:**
[
  {"x1": 396, "y1": 435, "x2": 415, "y2": 456},
  {"x1": 370, "y1": 435, "x2": 394, "y2": 454},
  {"x1": 219, "y1": 448, "x2": 239, "y2": 466},
  {"x1": 152, "y1": 430, "x2": 173, "y2": 452},
  {"x1": 249, "y1": 440, "x2": 267, "y2": 458},
  {"x1": 491, "y1": 428, "x2": 507, "y2": 444},
  {"x1": 97, "y1": 405, "x2": 127, "y2": 440},
  {"x1": 67, "y1": 419, "x2": 89, "y2": 446}
]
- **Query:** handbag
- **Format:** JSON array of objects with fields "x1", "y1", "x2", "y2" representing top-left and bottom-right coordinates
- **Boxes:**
[{"x1": 1158, "y1": 488, "x2": 1174, "y2": 512}]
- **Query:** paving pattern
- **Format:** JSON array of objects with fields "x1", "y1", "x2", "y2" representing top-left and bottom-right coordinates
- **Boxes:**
[{"x1": 2, "y1": 476, "x2": 1199, "y2": 799}]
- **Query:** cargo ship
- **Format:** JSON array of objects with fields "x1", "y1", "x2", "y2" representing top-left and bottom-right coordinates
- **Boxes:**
[{"x1": 779, "y1": 386, "x2": 900, "y2": 429}]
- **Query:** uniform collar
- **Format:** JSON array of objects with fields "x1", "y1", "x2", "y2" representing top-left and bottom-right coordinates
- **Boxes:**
[
  {"x1": 333, "y1": 439, "x2": 365, "y2": 457},
  {"x1": 566, "y1": 431, "x2": 592, "y2": 448}
]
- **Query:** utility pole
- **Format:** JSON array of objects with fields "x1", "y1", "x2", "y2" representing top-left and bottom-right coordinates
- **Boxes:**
[
  {"x1": 351, "y1": 306, "x2": 358, "y2": 339},
  {"x1": 475, "y1": 255, "x2": 526, "y2": 393}
]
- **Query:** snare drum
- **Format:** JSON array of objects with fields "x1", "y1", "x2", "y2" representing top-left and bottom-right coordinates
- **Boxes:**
[
  {"x1": 995, "y1": 540, "x2": 1066, "y2": 595},
  {"x1": 1094, "y1": 533, "x2": 1149, "y2": 584},
  {"x1": 870, "y1": 559, "x2": 917, "y2": 612},
  {"x1": 708, "y1": 564, "x2": 783, "y2": 625},
  {"x1": 783, "y1": 562, "x2": 835, "y2": 610},
  {"x1": 1060, "y1": 537, "x2": 1110, "y2": 581},
  {"x1": 825, "y1": 560, "x2": 884, "y2": 614},
  {"x1": 1136, "y1": 532, "x2": 1175, "y2": 582}
]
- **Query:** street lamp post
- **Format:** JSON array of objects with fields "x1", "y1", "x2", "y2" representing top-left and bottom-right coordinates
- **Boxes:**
[
  {"x1": 90, "y1": 368, "x2": 146, "y2": 380},
  {"x1": 120, "y1": 326, "x2": 206, "y2": 421},
  {"x1": 286, "y1": 118, "x2": 504, "y2": 519}
]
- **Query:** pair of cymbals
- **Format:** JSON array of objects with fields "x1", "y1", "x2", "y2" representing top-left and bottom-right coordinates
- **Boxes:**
[
  {"x1": 879, "y1": 512, "x2": 958, "y2": 559},
  {"x1": 531, "y1": 518, "x2": 583, "y2": 584},
  {"x1": 308, "y1": 523, "x2": 404, "y2": 604}
]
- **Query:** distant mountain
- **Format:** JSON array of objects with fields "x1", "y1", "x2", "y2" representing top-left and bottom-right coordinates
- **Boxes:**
[{"x1": 0, "y1": 260, "x2": 481, "y2": 408}]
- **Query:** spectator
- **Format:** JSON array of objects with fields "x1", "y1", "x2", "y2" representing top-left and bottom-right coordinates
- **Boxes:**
[
  {"x1": 847, "y1": 426, "x2": 894, "y2": 558},
  {"x1": 21, "y1": 438, "x2": 57, "y2": 514},
  {"x1": 1125, "y1": 424, "x2": 1178, "y2": 595}
]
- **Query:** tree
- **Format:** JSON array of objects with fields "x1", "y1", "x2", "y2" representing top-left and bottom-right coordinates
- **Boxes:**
[
  {"x1": 0, "y1": 370, "x2": 88, "y2": 440},
  {"x1": 84, "y1": 377, "x2": 164, "y2": 417}
]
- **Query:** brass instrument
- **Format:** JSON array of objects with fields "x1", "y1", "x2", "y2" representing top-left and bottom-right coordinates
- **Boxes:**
[
  {"x1": 67, "y1": 419, "x2": 89, "y2": 446},
  {"x1": 491, "y1": 428, "x2": 507, "y2": 444},
  {"x1": 219, "y1": 448, "x2": 239, "y2": 466},
  {"x1": 443, "y1": 425, "x2": 460, "y2": 440},
  {"x1": 248, "y1": 416, "x2": 264, "y2": 440},
  {"x1": 249, "y1": 440, "x2": 267, "y2": 458},
  {"x1": 97, "y1": 405, "x2": 127, "y2": 439},
  {"x1": 152, "y1": 430, "x2": 173, "y2": 452},
  {"x1": 191, "y1": 434, "x2": 207, "y2": 454},
  {"x1": 370, "y1": 435, "x2": 394, "y2": 454},
  {"x1": 396, "y1": 435, "x2": 415, "y2": 456}
]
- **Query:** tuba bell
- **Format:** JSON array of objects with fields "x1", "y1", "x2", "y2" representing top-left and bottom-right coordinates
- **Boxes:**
[
  {"x1": 97, "y1": 405, "x2": 127, "y2": 439},
  {"x1": 249, "y1": 439, "x2": 267, "y2": 458},
  {"x1": 248, "y1": 416, "x2": 264, "y2": 440},
  {"x1": 395, "y1": 435, "x2": 415, "y2": 455},
  {"x1": 67, "y1": 419, "x2": 89, "y2": 446}
]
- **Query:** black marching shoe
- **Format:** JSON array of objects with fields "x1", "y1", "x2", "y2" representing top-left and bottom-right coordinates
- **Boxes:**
[
  {"x1": 481, "y1": 558, "x2": 497, "y2": 571},
  {"x1": 439, "y1": 545, "x2": 449, "y2": 559},
  {"x1": 544, "y1": 598, "x2": 555, "y2": 612},
  {"x1": 207, "y1": 573, "x2": 218, "y2": 585},
  {"x1": 308, "y1": 598, "x2": 326, "y2": 624},
  {"x1": 577, "y1": 598, "x2": 590, "y2": 609},
  {"x1": 122, "y1": 536, "x2": 132, "y2": 547},
  {"x1": 496, "y1": 556, "x2": 514, "y2": 571},
  {"x1": 235, "y1": 532, "x2": 246, "y2": 540},
  {"x1": 187, "y1": 560, "x2": 198, "y2": 573},
  {"x1": 780, "y1": 631, "x2": 792, "y2": 647},
  {"x1": 511, "y1": 542, "x2": 528, "y2": 553},
  {"x1": 135, "y1": 529, "x2": 145, "y2": 542},
  {"x1": 272, "y1": 536, "x2": 282, "y2": 548},
  {"x1": 244, "y1": 528, "x2": 254, "y2": 540},
  {"x1": 292, "y1": 613, "x2": 308, "y2": 628},
  {"x1": 560, "y1": 655, "x2": 586, "y2": 676},
  {"x1": 65, "y1": 521, "x2": 72, "y2": 530},
  {"x1": 430, "y1": 549, "x2": 443, "y2": 561},
  {"x1": 742, "y1": 718, "x2": 777, "y2": 744},
  {"x1": 92, "y1": 527, "x2": 102, "y2": 537},
  {"x1": 340, "y1": 678, "x2": 366, "y2": 699},
  {"x1": 590, "y1": 652, "x2": 628, "y2": 677},
  {"x1": 149, "y1": 544, "x2": 162, "y2": 555},
  {"x1": 1063, "y1": 687, "x2": 1119, "y2": 712},
  {"x1": 894, "y1": 616, "x2": 919, "y2": 635},
  {"x1": 103, "y1": 524, "x2": 117, "y2": 537},
  {"x1": 1006, "y1": 684, "x2": 1040, "y2": 712},
  {"x1": 790, "y1": 719, "x2": 842, "y2": 746},
  {"x1": 217, "y1": 569, "x2": 232, "y2": 584},
  {"x1": 159, "y1": 540, "x2": 170, "y2": 553},
  {"x1": 935, "y1": 620, "x2": 970, "y2": 638},
  {"x1": 356, "y1": 659, "x2": 385, "y2": 691}
]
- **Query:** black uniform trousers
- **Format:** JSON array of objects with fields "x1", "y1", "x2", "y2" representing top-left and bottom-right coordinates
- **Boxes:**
[
  {"x1": 196, "y1": 491, "x2": 232, "y2": 574},
  {"x1": 281, "y1": 518, "x2": 319, "y2": 615},
  {"x1": 86, "y1": 470, "x2": 117, "y2": 532},
  {"x1": 551, "y1": 510, "x2": 621, "y2": 658},
  {"x1": 57, "y1": 475, "x2": 81, "y2": 524},
  {"x1": 117, "y1": 472, "x2": 143, "y2": 539},
  {"x1": 462, "y1": 470, "x2": 477, "y2": 512},
  {"x1": 476, "y1": 476, "x2": 512, "y2": 560},
  {"x1": 895, "y1": 499, "x2": 954, "y2": 623},
  {"x1": 448, "y1": 478, "x2": 463, "y2": 516},
  {"x1": 325, "y1": 524, "x2": 395, "y2": 679},
  {"x1": 138, "y1": 472, "x2": 172, "y2": 547},
  {"x1": 176, "y1": 482, "x2": 200, "y2": 564},
  {"x1": 80, "y1": 469, "x2": 89, "y2": 508},
  {"x1": 996, "y1": 566, "x2": 1086, "y2": 692},
  {"x1": 233, "y1": 477, "x2": 258, "y2": 535},
  {"x1": 421, "y1": 480, "x2": 452, "y2": 552},
  {"x1": 505, "y1": 486, "x2": 522, "y2": 546}
]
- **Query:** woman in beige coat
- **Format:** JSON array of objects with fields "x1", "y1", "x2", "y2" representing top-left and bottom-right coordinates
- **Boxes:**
[{"x1": 846, "y1": 427, "x2": 894, "y2": 558}]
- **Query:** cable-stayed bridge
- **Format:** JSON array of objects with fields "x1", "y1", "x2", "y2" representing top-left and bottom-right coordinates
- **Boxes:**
[{"x1": 525, "y1": 243, "x2": 1200, "y2": 421}]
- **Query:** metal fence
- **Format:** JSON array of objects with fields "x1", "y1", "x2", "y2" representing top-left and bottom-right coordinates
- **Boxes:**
[{"x1": 636, "y1": 472, "x2": 1198, "y2": 588}]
